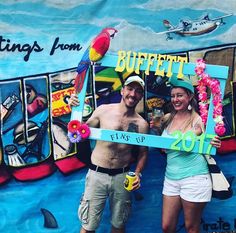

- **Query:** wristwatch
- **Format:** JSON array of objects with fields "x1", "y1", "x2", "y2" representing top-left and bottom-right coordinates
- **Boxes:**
[{"x1": 135, "y1": 172, "x2": 142, "y2": 178}]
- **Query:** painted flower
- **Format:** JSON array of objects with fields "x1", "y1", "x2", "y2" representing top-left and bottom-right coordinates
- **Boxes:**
[
  {"x1": 68, "y1": 131, "x2": 82, "y2": 143},
  {"x1": 67, "y1": 120, "x2": 81, "y2": 133},
  {"x1": 78, "y1": 123, "x2": 91, "y2": 139}
]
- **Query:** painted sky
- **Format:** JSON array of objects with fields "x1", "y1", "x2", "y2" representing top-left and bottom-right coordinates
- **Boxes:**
[{"x1": 0, "y1": 0, "x2": 235, "y2": 79}]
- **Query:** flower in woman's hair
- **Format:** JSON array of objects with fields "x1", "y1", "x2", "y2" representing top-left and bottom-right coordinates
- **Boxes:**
[
  {"x1": 68, "y1": 131, "x2": 82, "y2": 143},
  {"x1": 214, "y1": 123, "x2": 226, "y2": 136},
  {"x1": 67, "y1": 120, "x2": 81, "y2": 133},
  {"x1": 78, "y1": 123, "x2": 91, "y2": 139}
]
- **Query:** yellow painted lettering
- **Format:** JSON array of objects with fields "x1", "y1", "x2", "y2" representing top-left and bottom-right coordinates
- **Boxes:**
[
  {"x1": 145, "y1": 53, "x2": 157, "y2": 75},
  {"x1": 177, "y1": 56, "x2": 188, "y2": 79},
  {"x1": 135, "y1": 52, "x2": 147, "y2": 74},
  {"x1": 155, "y1": 54, "x2": 166, "y2": 77},
  {"x1": 126, "y1": 51, "x2": 136, "y2": 73},
  {"x1": 115, "y1": 50, "x2": 126, "y2": 72},
  {"x1": 166, "y1": 55, "x2": 177, "y2": 78}
]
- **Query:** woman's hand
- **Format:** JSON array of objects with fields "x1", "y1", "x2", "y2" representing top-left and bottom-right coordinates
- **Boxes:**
[
  {"x1": 149, "y1": 116, "x2": 163, "y2": 136},
  {"x1": 149, "y1": 118, "x2": 154, "y2": 129},
  {"x1": 210, "y1": 135, "x2": 221, "y2": 148},
  {"x1": 68, "y1": 93, "x2": 80, "y2": 107}
]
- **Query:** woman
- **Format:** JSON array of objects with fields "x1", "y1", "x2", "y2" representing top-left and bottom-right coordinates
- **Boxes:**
[{"x1": 152, "y1": 76, "x2": 221, "y2": 233}]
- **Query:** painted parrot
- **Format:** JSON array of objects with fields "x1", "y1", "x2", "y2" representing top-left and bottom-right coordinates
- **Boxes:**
[
  {"x1": 74, "y1": 27, "x2": 118, "y2": 93},
  {"x1": 89, "y1": 27, "x2": 118, "y2": 62}
]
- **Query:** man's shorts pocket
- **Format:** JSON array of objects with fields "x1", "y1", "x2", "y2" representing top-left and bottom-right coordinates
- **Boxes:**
[
  {"x1": 112, "y1": 199, "x2": 132, "y2": 228},
  {"x1": 123, "y1": 200, "x2": 131, "y2": 223},
  {"x1": 78, "y1": 194, "x2": 89, "y2": 224}
]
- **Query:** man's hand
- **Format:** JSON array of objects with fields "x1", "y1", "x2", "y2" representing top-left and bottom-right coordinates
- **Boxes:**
[
  {"x1": 68, "y1": 93, "x2": 80, "y2": 107},
  {"x1": 131, "y1": 173, "x2": 141, "y2": 191}
]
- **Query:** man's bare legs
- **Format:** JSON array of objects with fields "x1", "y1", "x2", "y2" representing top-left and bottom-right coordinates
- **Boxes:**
[
  {"x1": 80, "y1": 227, "x2": 95, "y2": 233},
  {"x1": 80, "y1": 225, "x2": 125, "y2": 233},
  {"x1": 111, "y1": 226, "x2": 125, "y2": 233}
]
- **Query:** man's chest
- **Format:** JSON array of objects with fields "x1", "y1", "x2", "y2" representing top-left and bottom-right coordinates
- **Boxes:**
[{"x1": 100, "y1": 116, "x2": 139, "y2": 132}]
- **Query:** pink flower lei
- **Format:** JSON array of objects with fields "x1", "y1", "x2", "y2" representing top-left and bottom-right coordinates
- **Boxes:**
[{"x1": 194, "y1": 59, "x2": 226, "y2": 136}]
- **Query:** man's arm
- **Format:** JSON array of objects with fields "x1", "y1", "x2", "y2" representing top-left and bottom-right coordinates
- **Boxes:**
[
  {"x1": 68, "y1": 93, "x2": 101, "y2": 128},
  {"x1": 132, "y1": 120, "x2": 149, "y2": 190},
  {"x1": 86, "y1": 107, "x2": 101, "y2": 128},
  {"x1": 134, "y1": 146, "x2": 148, "y2": 177}
]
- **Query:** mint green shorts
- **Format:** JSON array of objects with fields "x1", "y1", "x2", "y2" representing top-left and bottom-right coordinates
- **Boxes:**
[{"x1": 78, "y1": 169, "x2": 131, "y2": 231}]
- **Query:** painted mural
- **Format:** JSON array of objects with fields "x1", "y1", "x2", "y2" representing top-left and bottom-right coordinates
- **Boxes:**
[{"x1": 0, "y1": 1, "x2": 236, "y2": 232}]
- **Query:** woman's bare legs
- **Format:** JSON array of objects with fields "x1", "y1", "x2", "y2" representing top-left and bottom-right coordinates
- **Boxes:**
[{"x1": 162, "y1": 195, "x2": 182, "y2": 233}]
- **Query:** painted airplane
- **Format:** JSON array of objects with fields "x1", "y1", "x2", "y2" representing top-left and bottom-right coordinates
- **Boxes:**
[{"x1": 157, "y1": 13, "x2": 233, "y2": 40}]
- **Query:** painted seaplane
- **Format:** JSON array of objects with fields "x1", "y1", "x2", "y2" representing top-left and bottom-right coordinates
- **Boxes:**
[{"x1": 157, "y1": 13, "x2": 233, "y2": 40}]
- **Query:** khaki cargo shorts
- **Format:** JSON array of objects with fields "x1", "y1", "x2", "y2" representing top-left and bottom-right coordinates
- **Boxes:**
[{"x1": 78, "y1": 169, "x2": 131, "y2": 231}]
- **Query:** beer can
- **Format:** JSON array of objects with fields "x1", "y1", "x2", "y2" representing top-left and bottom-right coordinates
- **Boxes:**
[
  {"x1": 152, "y1": 108, "x2": 164, "y2": 128},
  {"x1": 124, "y1": 172, "x2": 136, "y2": 191}
]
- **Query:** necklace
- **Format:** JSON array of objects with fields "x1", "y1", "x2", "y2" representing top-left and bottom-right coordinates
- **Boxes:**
[{"x1": 170, "y1": 113, "x2": 192, "y2": 133}]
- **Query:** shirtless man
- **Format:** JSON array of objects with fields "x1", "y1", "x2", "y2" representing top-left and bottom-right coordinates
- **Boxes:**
[{"x1": 69, "y1": 75, "x2": 149, "y2": 233}]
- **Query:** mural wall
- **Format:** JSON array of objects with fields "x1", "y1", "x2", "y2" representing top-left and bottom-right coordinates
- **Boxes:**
[{"x1": 0, "y1": 1, "x2": 236, "y2": 232}]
